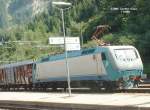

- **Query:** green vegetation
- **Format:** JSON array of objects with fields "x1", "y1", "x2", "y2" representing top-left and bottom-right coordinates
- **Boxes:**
[{"x1": 0, "y1": 0, "x2": 149, "y2": 74}]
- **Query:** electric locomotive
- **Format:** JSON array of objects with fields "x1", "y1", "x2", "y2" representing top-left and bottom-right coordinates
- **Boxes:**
[{"x1": 0, "y1": 46, "x2": 144, "y2": 90}]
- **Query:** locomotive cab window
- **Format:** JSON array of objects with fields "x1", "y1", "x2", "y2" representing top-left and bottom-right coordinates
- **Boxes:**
[{"x1": 114, "y1": 49, "x2": 139, "y2": 61}]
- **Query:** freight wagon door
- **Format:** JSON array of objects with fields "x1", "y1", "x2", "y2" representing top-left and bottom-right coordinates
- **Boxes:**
[
  {"x1": 5, "y1": 67, "x2": 15, "y2": 84},
  {"x1": 0, "y1": 69, "x2": 4, "y2": 85}
]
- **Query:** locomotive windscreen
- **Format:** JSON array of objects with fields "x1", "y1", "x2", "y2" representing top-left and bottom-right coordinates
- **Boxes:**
[{"x1": 114, "y1": 48, "x2": 139, "y2": 61}]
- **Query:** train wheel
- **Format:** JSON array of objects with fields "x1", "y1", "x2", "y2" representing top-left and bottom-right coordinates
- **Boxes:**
[
  {"x1": 52, "y1": 83, "x2": 57, "y2": 91},
  {"x1": 104, "y1": 81, "x2": 117, "y2": 92},
  {"x1": 122, "y1": 80, "x2": 134, "y2": 89}
]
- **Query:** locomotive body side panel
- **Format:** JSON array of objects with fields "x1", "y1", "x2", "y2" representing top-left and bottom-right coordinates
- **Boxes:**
[{"x1": 35, "y1": 53, "x2": 107, "y2": 82}]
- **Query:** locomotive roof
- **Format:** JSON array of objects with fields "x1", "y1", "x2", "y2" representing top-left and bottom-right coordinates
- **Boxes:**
[
  {"x1": 0, "y1": 60, "x2": 34, "y2": 69},
  {"x1": 103, "y1": 45, "x2": 135, "y2": 49},
  {"x1": 38, "y1": 45, "x2": 136, "y2": 63}
]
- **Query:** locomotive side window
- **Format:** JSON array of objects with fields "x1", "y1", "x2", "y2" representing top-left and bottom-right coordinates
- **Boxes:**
[{"x1": 101, "y1": 52, "x2": 106, "y2": 60}]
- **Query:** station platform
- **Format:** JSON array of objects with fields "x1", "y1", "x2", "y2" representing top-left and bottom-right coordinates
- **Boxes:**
[{"x1": 0, "y1": 92, "x2": 150, "y2": 110}]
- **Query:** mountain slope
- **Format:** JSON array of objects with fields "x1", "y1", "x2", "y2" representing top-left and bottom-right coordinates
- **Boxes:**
[
  {"x1": 0, "y1": 0, "x2": 49, "y2": 28},
  {"x1": 0, "y1": 0, "x2": 149, "y2": 74}
]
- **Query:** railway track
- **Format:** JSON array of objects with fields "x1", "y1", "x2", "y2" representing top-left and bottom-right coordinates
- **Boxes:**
[
  {"x1": 118, "y1": 80, "x2": 150, "y2": 93},
  {"x1": 0, "y1": 80, "x2": 150, "y2": 93},
  {"x1": 0, "y1": 104, "x2": 60, "y2": 110},
  {"x1": 123, "y1": 88, "x2": 150, "y2": 93}
]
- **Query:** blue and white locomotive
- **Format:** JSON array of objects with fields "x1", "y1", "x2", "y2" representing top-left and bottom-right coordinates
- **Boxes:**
[
  {"x1": 34, "y1": 45, "x2": 143, "y2": 89},
  {"x1": 0, "y1": 45, "x2": 144, "y2": 90}
]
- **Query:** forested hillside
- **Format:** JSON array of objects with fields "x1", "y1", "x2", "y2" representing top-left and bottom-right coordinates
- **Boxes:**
[{"x1": 0, "y1": 0, "x2": 149, "y2": 73}]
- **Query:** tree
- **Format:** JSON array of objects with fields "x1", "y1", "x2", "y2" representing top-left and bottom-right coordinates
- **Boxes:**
[{"x1": 0, "y1": 0, "x2": 9, "y2": 29}]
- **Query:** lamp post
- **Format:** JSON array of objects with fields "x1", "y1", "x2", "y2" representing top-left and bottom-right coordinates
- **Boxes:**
[{"x1": 52, "y1": 1, "x2": 72, "y2": 96}]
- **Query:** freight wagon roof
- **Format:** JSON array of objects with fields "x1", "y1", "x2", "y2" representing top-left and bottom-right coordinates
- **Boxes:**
[{"x1": 0, "y1": 60, "x2": 34, "y2": 69}]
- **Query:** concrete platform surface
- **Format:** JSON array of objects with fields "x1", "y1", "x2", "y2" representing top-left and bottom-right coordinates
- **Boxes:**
[{"x1": 0, "y1": 92, "x2": 150, "y2": 109}]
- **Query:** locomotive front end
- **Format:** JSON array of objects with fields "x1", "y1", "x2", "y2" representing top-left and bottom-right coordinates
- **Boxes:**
[{"x1": 108, "y1": 46, "x2": 144, "y2": 88}]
